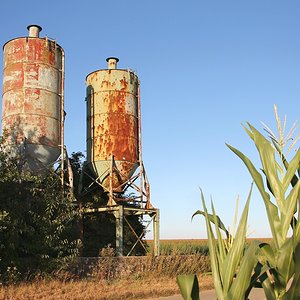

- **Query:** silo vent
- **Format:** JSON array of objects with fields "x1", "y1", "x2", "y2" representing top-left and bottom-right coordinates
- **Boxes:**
[
  {"x1": 27, "y1": 25, "x2": 42, "y2": 37},
  {"x1": 106, "y1": 57, "x2": 119, "y2": 69}
]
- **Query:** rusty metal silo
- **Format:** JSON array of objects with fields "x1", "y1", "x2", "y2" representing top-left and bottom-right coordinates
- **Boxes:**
[
  {"x1": 86, "y1": 57, "x2": 139, "y2": 192},
  {"x1": 1, "y1": 25, "x2": 64, "y2": 171},
  {"x1": 83, "y1": 58, "x2": 159, "y2": 257}
]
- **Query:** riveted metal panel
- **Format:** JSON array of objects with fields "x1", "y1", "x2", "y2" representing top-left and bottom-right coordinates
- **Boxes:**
[
  {"x1": 2, "y1": 35, "x2": 63, "y2": 170},
  {"x1": 86, "y1": 66, "x2": 139, "y2": 191}
]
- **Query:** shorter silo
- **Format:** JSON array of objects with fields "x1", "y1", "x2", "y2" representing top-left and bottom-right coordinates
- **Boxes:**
[
  {"x1": 1, "y1": 25, "x2": 64, "y2": 171},
  {"x1": 86, "y1": 58, "x2": 139, "y2": 192}
]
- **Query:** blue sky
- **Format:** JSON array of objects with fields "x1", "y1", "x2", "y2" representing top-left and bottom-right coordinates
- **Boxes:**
[{"x1": 1, "y1": 1, "x2": 300, "y2": 239}]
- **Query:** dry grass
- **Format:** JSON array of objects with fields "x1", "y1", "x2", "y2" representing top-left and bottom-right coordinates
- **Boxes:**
[
  {"x1": 4, "y1": 239, "x2": 270, "y2": 300},
  {"x1": 0, "y1": 254, "x2": 212, "y2": 300},
  {"x1": 0, "y1": 275, "x2": 213, "y2": 300},
  {"x1": 1, "y1": 239, "x2": 273, "y2": 299},
  {"x1": 69, "y1": 255, "x2": 211, "y2": 280},
  {"x1": 1, "y1": 238, "x2": 273, "y2": 299}
]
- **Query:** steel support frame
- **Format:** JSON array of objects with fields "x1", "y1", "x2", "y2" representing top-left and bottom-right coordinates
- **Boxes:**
[
  {"x1": 80, "y1": 155, "x2": 151, "y2": 207},
  {"x1": 80, "y1": 80, "x2": 159, "y2": 256},
  {"x1": 80, "y1": 155, "x2": 160, "y2": 256},
  {"x1": 84, "y1": 205, "x2": 160, "y2": 256}
]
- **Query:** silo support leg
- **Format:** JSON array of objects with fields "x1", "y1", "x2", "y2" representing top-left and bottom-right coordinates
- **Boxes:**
[
  {"x1": 153, "y1": 209, "x2": 160, "y2": 256},
  {"x1": 114, "y1": 205, "x2": 124, "y2": 256}
]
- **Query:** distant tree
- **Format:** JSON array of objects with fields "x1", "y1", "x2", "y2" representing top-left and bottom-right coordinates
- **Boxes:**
[
  {"x1": 69, "y1": 152, "x2": 147, "y2": 256},
  {"x1": 0, "y1": 142, "x2": 81, "y2": 283}
]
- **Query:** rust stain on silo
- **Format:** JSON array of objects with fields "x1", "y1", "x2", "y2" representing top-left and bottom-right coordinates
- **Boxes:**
[
  {"x1": 86, "y1": 59, "x2": 139, "y2": 191},
  {"x1": 1, "y1": 26, "x2": 64, "y2": 169}
]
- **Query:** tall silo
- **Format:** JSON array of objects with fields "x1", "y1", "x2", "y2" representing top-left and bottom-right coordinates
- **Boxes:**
[
  {"x1": 86, "y1": 57, "x2": 139, "y2": 193},
  {"x1": 83, "y1": 58, "x2": 159, "y2": 256},
  {"x1": 1, "y1": 25, "x2": 65, "y2": 171}
]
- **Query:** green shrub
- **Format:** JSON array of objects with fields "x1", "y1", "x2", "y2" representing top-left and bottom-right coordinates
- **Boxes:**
[{"x1": 0, "y1": 149, "x2": 81, "y2": 283}]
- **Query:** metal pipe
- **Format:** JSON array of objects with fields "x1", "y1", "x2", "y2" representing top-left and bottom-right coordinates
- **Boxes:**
[
  {"x1": 27, "y1": 25, "x2": 42, "y2": 37},
  {"x1": 153, "y1": 209, "x2": 160, "y2": 256},
  {"x1": 115, "y1": 205, "x2": 124, "y2": 256},
  {"x1": 108, "y1": 154, "x2": 114, "y2": 206},
  {"x1": 60, "y1": 48, "x2": 65, "y2": 187},
  {"x1": 90, "y1": 86, "x2": 95, "y2": 164},
  {"x1": 137, "y1": 80, "x2": 144, "y2": 207},
  {"x1": 106, "y1": 57, "x2": 119, "y2": 69}
]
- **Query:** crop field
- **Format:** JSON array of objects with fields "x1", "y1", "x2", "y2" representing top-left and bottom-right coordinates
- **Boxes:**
[
  {"x1": 147, "y1": 238, "x2": 271, "y2": 255},
  {"x1": 148, "y1": 239, "x2": 210, "y2": 255}
]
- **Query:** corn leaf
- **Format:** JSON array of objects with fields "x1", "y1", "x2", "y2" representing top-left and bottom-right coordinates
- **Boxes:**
[
  {"x1": 226, "y1": 143, "x2": 283, "y2": 249},
  {"x1": 276, "y1": 238, "x2": 295, "y2": 286},
  {"x1": 248, "y1": 124, "x2": 284, "y2": 210},
  {"x1": 200, "y1": 191, "x2": 224, "y2": 300},
  {"x1": 254, "y1": 261, "x2": 274, "y2": 297},
  {"x1": 283, "y1": 243, "x2": 300, "y2": 299},
  {"x1": 177, "y1": 274, "x2": 200, "y2": 300},
  {"x1": 228, "y1": 241, "x2": 260, "y2": 300},
  {"x1": 193, "y1": 205, "x2": 228, "y2": 270},
  {"x1": 211, "y1": 201, "x2": 227, "y2": 267},
  {"x1": 281, "y1": 180, "x2": 300, "y2": 237},
  {"x1": 221, "y1": 187, "x2": 252, "y2": 295},
  {"x1": 192, "y1": 210, "x2": 229, "y2": 239},
  {"x1": 251, "y1": 262, "x2": 266, "y2": 288},
  {"x1": 260, "y1": 272, "x2": 277, "y2": 300},
  {"x1": 259, "y1": 243, "x2": 276, "y2": 267},
  {"x1": 294, "y1": 217, "x2": 300, "y2": 243},
  {"x1": 282, "y1": 148, "x2": 300, "y2": 192},
  {"x1": 242, "y1": 123, "x2": 254, "y2": 140},
  {"x1": 272, "y1": 141, "x2": 299, "y2": 189}
]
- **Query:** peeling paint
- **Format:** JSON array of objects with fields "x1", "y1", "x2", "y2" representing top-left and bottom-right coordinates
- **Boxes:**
[
  {"x1": 2, "y1": 36, "x2": 63, "y2": 168},
  {"x1": 86, "y1": 68, "x2": 139, "y2": 191}
]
